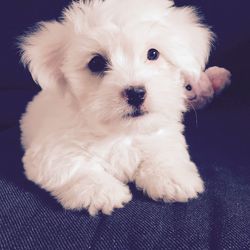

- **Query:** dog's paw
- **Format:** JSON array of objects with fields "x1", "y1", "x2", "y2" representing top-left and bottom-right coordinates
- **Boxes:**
[
  {"x1": 135, "y1": 162, "x2": 204, "y2": 202},
  {"x1": 87, "y1": 183, "x2": 132, "y2": 216},
  {"x1": 55, "y1": 180, "x2": 132, "y2": 216}
]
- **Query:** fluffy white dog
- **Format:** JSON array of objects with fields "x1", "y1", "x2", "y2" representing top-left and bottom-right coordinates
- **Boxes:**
[{"x1": 19, "y1": 0, "x2": 213, "y2": 215}]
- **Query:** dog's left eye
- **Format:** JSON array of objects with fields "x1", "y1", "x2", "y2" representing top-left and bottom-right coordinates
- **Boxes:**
[
  {"x1": 88, "y1": 54, "x2": 108, "y2": 74},
  {"x1": 147, "y1": 48, "x2": 160, "y2": 61}
]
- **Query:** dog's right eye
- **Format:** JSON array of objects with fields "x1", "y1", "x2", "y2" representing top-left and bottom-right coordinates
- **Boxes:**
[{"x1": 88, "y1": 54, "x2": 108, "y2": 74}]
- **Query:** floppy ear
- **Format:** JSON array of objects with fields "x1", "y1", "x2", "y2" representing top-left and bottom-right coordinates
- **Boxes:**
[
  {"x1": 162, "y1": 6, "x2": 214, "y2": 78},
  {"x1": 19, "y1": 21, "x2": 68, "y2": 90}
]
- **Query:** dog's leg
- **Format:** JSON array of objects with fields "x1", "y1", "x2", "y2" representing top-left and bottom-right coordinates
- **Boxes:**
[
  {"x1": 135, "y1": 130, "x2": 204, "y2": 202},
  {"x1": 22, "y1": 141, "x2": 132, "y2": 215}
]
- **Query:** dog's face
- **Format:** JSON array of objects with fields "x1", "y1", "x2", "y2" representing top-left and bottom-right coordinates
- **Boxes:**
[
  {"x1": 20, "y1": 0, "x2": 213, "y2": 132},
  {"x1": 63, "y1": 15, "x2": 184, "y2": 129}
]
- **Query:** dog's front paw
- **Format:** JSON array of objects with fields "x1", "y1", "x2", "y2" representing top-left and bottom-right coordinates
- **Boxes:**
[
  {"x1": 87, "y1": 182, "x2": 132, "y2": 215},
  {"x1": 135, "y1": 162, "x2": 204, "y2": 202},
  {"x1": 54, "y1": 179, "x2": 132, "y2": 216}
]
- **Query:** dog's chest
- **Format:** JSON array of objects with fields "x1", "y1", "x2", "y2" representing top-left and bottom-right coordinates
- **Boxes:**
[{"x1": 87, "y1": 136, "x2": 141, "y2": 182}]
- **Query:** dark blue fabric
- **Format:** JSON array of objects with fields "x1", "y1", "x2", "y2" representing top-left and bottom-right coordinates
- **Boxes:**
[{"x1": 1, "y1": 1, "x2": 250, "y2": 249}]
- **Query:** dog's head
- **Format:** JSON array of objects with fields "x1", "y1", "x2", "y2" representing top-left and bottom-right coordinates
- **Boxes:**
[{"x1": 20, "y1": 0, "x2": 213, "y2": 132}]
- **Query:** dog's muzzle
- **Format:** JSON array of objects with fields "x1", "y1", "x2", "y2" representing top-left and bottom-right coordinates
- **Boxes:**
[
  {"x1": 123, "y1": 86, "x2": 146, "y2": 108},
  {"x1": 122, "y1": 86, "x2": 147, "y2": 118}
]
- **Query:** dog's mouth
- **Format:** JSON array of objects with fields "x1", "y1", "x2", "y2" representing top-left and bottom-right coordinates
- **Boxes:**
[{"x1": 124, "y1": 108, "x2": 148, "y2": 118}]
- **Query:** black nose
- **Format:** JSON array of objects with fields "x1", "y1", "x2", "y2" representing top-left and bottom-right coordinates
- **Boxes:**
[{"x1": 123, "y1": 86, "x2": 146, "y2": 107}]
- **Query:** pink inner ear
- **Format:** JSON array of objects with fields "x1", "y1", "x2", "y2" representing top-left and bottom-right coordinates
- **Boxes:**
[
  {"x1": 211, "y1": 78, "x2": 224, "y2": 92},
  {"x1": 210, "y1": 74, "x2": 231, "y2": 94},
  {"x1": 205, "y1": 67, "x2": 232, "y2": 94}
]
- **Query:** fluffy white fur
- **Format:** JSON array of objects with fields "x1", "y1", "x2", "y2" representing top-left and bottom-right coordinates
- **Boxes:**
[{"x1": 19, "y1": 0, "x2": 213, "y2": 215}]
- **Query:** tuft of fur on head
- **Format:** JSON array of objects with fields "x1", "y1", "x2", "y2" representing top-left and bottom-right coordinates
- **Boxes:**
[{"x1": 19, "y1": 0, "x2": 213, "y2": 134}]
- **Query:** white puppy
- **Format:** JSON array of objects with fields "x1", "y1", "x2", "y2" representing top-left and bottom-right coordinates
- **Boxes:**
[{"x1": 19, "y1": 0, "x2": 213, "y2": 215}]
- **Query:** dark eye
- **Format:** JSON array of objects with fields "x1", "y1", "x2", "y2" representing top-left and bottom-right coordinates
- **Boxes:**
[
  {"x1": 185, "y1": 84, "x2": 192, "y2": 91},
  {"x1": 147, "y1": 48, "x2": 160, "y2": 61},
  {"x1": 88, "y1": 54, "x2": 108, "y2": 74}
]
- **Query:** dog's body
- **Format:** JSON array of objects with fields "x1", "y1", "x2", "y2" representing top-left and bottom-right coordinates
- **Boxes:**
[{"x1": 20, "y1": 0, "x2": 213, "y2": 215}]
